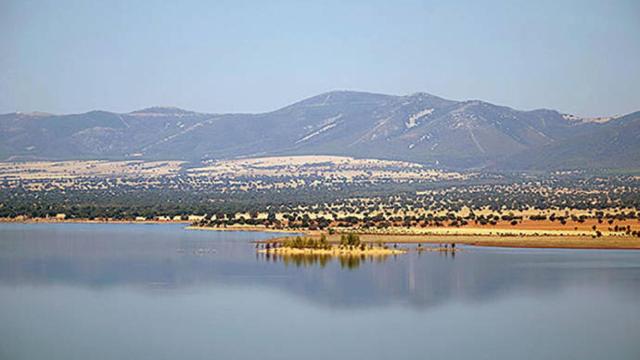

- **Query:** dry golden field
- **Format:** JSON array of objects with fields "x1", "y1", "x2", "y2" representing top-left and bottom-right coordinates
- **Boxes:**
[{"x1": 0, "y1": 160, "x2": 184, "y2": 179}]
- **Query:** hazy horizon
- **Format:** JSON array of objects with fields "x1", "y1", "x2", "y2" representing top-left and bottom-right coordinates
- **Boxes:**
[
  {"x1": 10, "y1": 88, "x2": 638, "y2": 117},
  {"x1": 2, "y1": 0, "x2": 639, "y2": 117}
]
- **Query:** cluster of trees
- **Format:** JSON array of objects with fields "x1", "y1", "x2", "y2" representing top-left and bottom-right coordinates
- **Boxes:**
[
  {"x1": 2, "y1": 174, "x2": 639, "y2": 228},
  {"x1": 271, "y1": 233, "x2": 365, "y2": 250},
  {"x1": 278, "y1": 234, "x2": 331, "y2": 250},
  {"x1": 610, "y1": 224, "x2": 640, "y2": 237},
  {"x1": 339, "y1": 233, "x2": 361, "y2": 247}
]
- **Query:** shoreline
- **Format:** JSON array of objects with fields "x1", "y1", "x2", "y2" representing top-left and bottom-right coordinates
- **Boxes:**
[
  {"x1": 184, "y1": 225, "x2": 300, "y2": 234},
  {"x1": 1, "y1": 219, "x2": 637, "y2": 250},
  {"x1": 258, "y1": 246, "x2": 406, "y2": 256},
  {"x1": 0, "y1": 218, "x2": 191, "y2": 225},
  {"x1": 260, "y1": 233, "x2": 640, "y2": 250}
]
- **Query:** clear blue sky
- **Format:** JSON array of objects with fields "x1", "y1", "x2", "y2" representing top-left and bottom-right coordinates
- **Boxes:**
[{"x1": 1, "y1": 0, "x2": 639, "y2": 116}]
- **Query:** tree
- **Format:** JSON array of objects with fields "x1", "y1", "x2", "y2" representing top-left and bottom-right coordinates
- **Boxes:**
[
  {"x1": 346, "y1": 233, "x2": 360, "y2": 247},
  {"x1": 319, "y1": 234, "x2": 329, "y2": 249}
]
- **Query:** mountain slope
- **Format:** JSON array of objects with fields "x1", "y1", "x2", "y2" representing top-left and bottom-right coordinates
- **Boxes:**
[
  {"x1": 0, "y1": 108, "x2": 212, "y2": 160},
  {"x1": 0, "y1": 91, "x2": 637, "y2": 170},
  {"x1": 496, "y1": 111, "x2": 640, "y2": 170}
]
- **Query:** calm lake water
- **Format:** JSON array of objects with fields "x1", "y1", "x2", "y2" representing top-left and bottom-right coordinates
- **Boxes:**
[{"x1": 0, "y1": 223, "x2": 639, "y2": 360}]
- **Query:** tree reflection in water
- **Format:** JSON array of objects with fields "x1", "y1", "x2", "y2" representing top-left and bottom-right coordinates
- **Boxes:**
[
  {"x1": 261, "y1": 252, "x2": 395, "y2": 269},
  {"x1": 4, "y1": 224, "x2": 640, "y2": 311}
]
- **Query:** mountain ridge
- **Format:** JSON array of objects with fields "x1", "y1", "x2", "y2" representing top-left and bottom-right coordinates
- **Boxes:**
[
  {"x1": 1, "y1": 90, "x2": 637, "y2": 170},
  {"x1": 6, "y1": 90, "x2": 614, "y2": 118}
]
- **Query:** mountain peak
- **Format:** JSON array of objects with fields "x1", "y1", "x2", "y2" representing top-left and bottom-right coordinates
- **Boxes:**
[
  {"x1": 129, "y1": 106, "x2": 195, "y2": 116},
  {"x1": 281, "y1": 90, "x2": 397, "y2": 110},
  {"x1": 407, "y1": 92, "x2": 437, "y2": 98}
]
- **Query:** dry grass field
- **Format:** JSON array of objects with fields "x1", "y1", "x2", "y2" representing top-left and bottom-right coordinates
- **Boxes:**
[
  {"x1": 0, "y1": 156, "x2": 470, "y2": 192},
  {"x1": 187, "y1": 155, "x2": 468, "y2": 181},
  {"x1": 0, "y1": 160, "x2": 184, "y2": 179},
  {"x1": 349, "y1": 218, "x2": 639, "y2": 237}
]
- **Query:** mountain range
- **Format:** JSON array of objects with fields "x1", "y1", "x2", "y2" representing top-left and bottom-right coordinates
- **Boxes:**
[{"x1": 1, "y1": 90, "x2": 638, "y2": 170}]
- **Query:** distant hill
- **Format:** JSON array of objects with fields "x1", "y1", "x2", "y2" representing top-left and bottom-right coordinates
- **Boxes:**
[
  {"x1": 0, "y1": 91, "x2": 637, "y2": 170},
  {"x1": 496, "y1": 111, "x2": 640, "y2": 170}
]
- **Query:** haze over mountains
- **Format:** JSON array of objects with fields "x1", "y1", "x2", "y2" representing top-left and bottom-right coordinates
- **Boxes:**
[{"x1": 1, "y1": 91, "x2": 638, "y2": 170}]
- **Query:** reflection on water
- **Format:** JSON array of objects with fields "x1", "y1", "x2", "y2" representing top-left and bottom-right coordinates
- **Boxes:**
[
  {"x1": 1, "y1": 223, "x2": 640, "y2": 360},
  {"x1": 1, "y1": 223, "x2": 639, "y2": 309},
  {"x1": 260, "y1": 252, "x2": 397, "y2": 269}
]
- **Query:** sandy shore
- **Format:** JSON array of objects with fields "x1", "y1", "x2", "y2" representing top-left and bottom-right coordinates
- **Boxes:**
[
  {"x1": 262, "y1": 233, "x2": 640, "y2": 250},
  {"x1": 356, "y1": 234, "x2": 640, "y2": 250},
  {"x1": 40, "y1": 222, "x2": 631, "y2": 250},
  {"x1": 185, "y1": 225, "x2": 299, "y2": 234},
  {"x1": 258, "y1": 245, "x2": 406, "y2": 256},
  {"x1": 2, "y1": 219, "x2": 637, "y2": 250},
  {"x1": 0, "y1": 218, "x2": 191, "y2": 225}
]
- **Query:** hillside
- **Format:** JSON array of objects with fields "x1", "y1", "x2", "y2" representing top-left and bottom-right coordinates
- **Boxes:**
[
  {"x1": 497, "y1": 111, "x2": 640, "y2": 170},
  {"x1": 0, "y1": 91, "x2": 637, "y2": 170}
]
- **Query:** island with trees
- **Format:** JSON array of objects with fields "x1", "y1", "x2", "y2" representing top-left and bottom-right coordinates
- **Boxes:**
[{"x1": 257, "y1": 233, "x2": 407, "y2": 256}]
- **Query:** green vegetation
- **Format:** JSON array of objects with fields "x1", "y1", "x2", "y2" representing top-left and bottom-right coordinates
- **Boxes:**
[
  {"x1": 272, "y1": 233, "x2": 365, "y2": 250},
  {"x1": 1, "y1": 172, "x2": 639, "y2": 235},
  {"x1": 339, "y1": 233, "x2": 361, "y2": 247},
  {"x1": 280, "y1": 234, "x2": 332, "y2": 250}
]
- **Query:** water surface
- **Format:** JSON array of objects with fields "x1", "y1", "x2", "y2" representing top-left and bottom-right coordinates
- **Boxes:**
[{"x1": 0, "y1": 223, "x2": 639, "y2": 359}]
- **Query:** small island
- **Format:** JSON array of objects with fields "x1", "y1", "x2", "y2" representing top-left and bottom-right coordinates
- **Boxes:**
[{"x1": 257, "y1": 233, "x2": 406, "y2": 256}]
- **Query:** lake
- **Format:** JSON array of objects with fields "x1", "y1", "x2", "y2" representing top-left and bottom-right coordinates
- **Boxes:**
[{"x1": 0, "y1": 223, "x2": 639, "y2": 360}]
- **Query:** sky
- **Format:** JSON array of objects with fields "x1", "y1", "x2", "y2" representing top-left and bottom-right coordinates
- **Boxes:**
[{"x1": 1, "y1": 0, "x2": 639, "y2": 117}]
